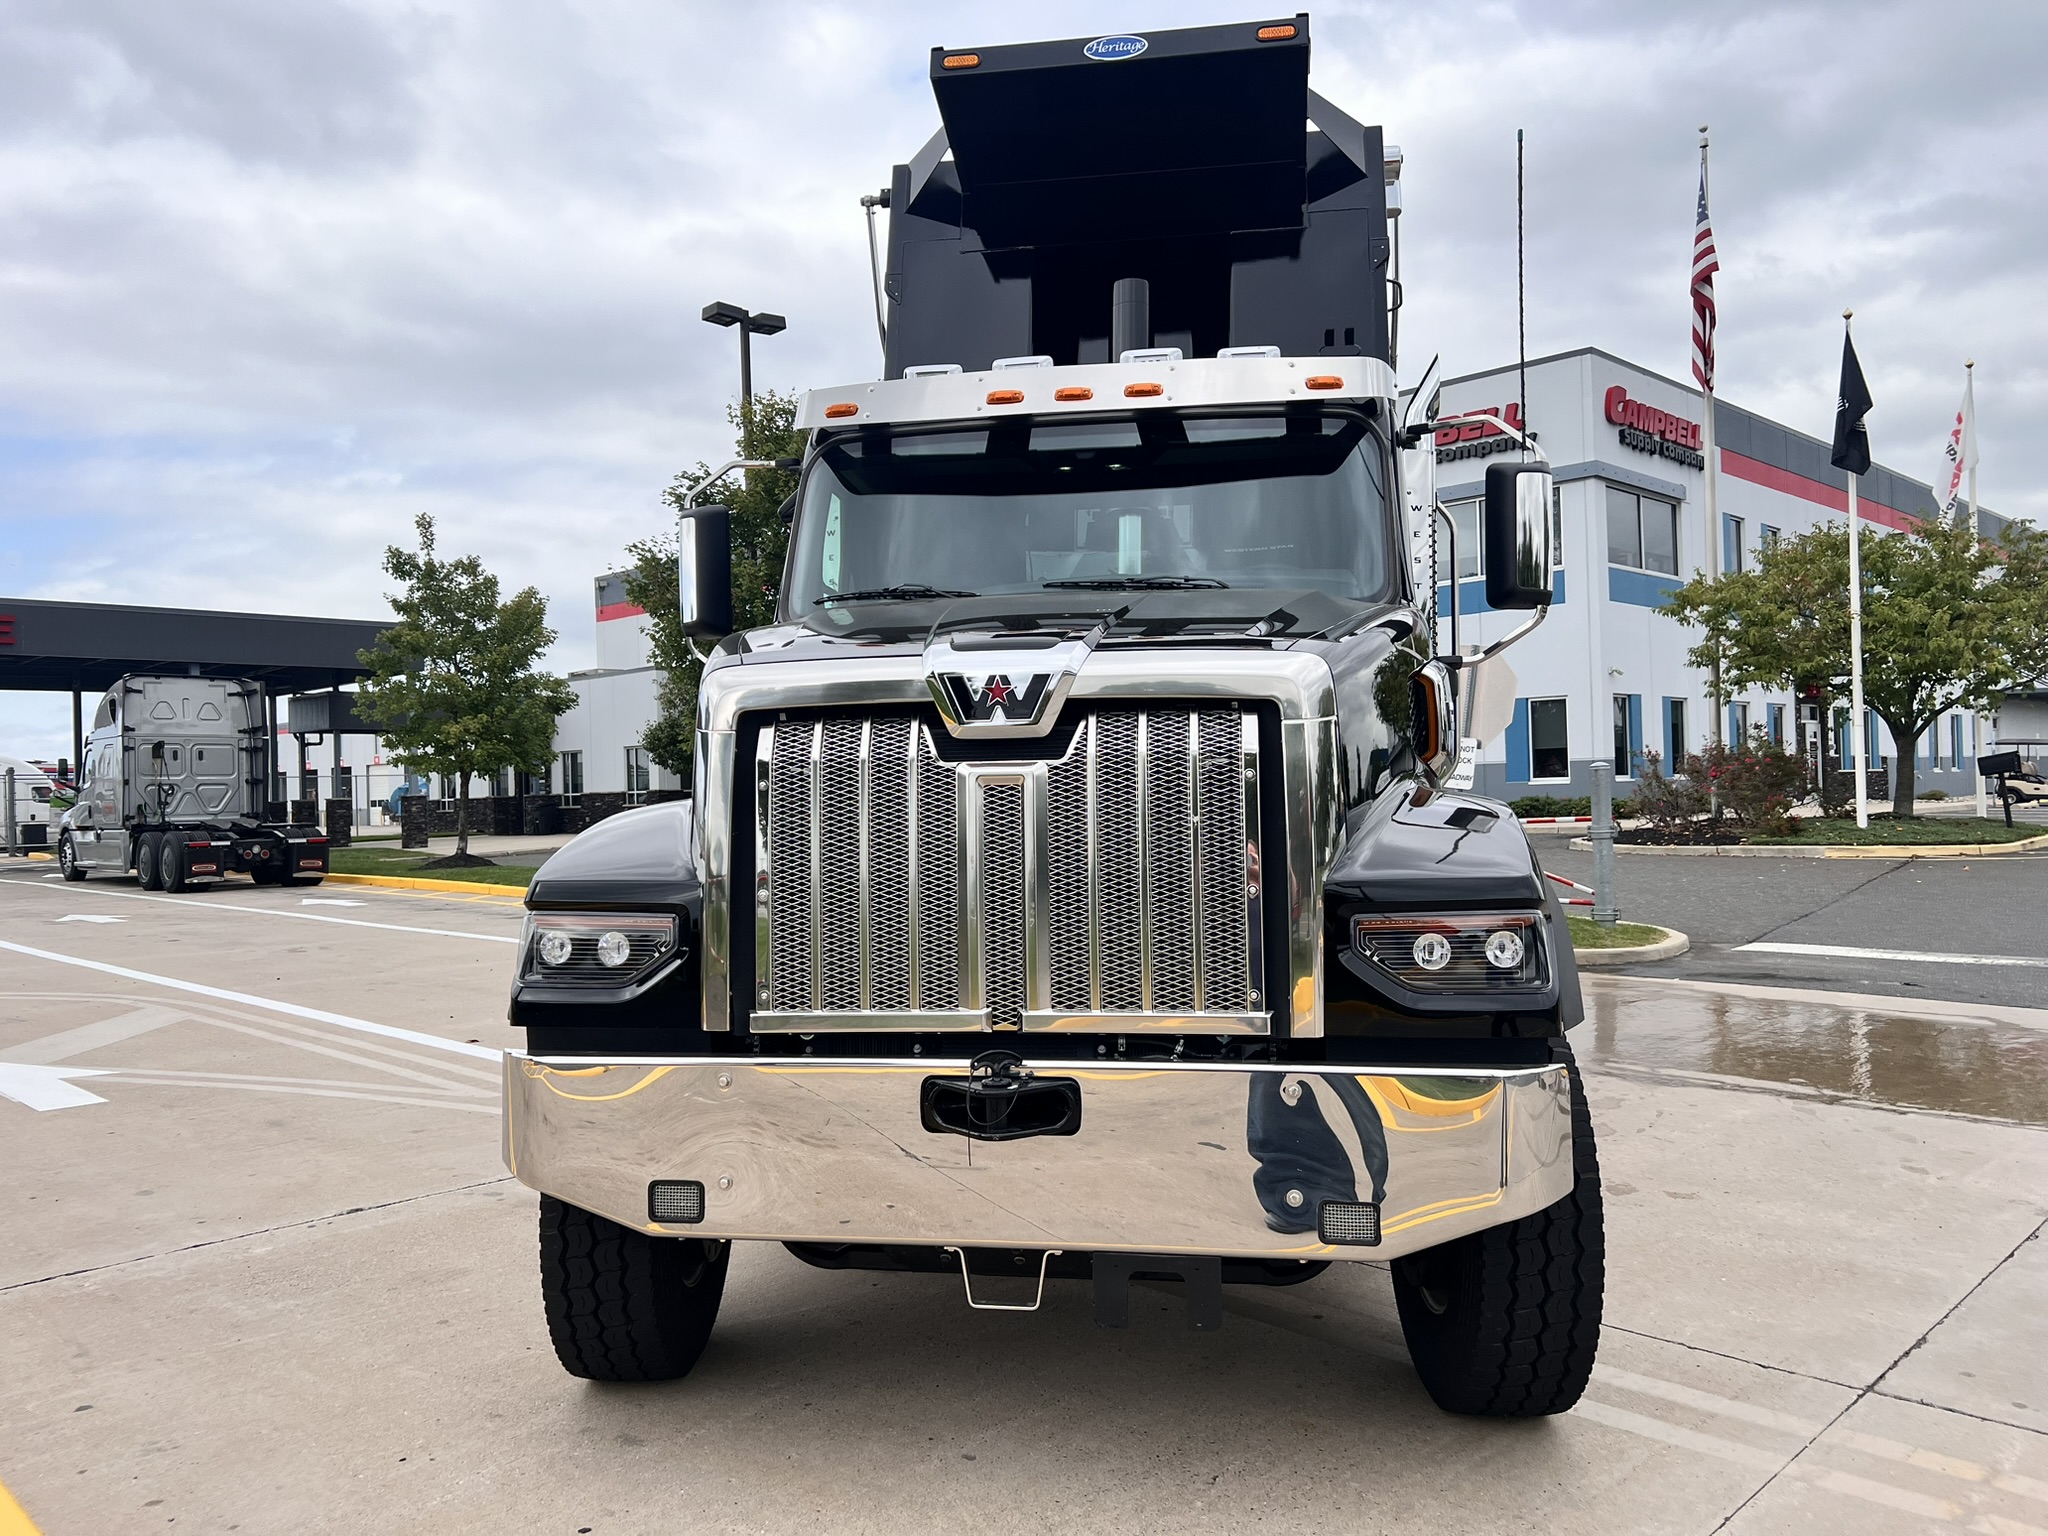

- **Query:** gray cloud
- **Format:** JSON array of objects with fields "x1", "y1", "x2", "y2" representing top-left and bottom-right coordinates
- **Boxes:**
[{"x1": 2, "y1": 0, "x2": 2042, "y2": 760}]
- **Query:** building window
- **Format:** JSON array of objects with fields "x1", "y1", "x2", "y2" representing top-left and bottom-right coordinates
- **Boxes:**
[
  {"x1": 1761, "y1": 523, "x2": 1781, "y2": 549},
  {"x1": 1606, "y1": 487, "x2": 1679, "y2": 575},
  {"x1": 625, "y1": 747, "x2": 650, "y2": 806},
  {"x1": 437, "y1": 775, "x2": 456, "y2": 808},
  {"x1": 1949, "y1": 715, "x2": 1965, "y2": 768},
  {"x1": 490, "y1": 768, "x2": 511, "y2": 799},
  {"x1": 1768, "y1": 703, "x2": 1786, "y2": 747},
  {"x1": 1611, "y1": 694, "x2": 1641, "y2": 778},
  {"x1": 1724, "y1": 515, "x2": 1746, "y2": 574},
  {"x1": 1665, "y1": 698, "x2": 1687, "y2": 767},
  {"x1": 1730, "y1": 701, "x2": 1751, "y2": 742},
  {"x1": 560, "y1": 750, "x2": 584, "y2": 807},
  {"x1": 1530, "y1": 698, "x2": 1570, "y2": 781},
  {"x1": 1444, "y1": 499, "x2": 1482, "y2": 580}
]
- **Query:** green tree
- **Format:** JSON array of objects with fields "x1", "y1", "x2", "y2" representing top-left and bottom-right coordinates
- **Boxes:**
[
  {"x1": 1663, "y1": 517, "x2": 2048, "y2": 816},
  {"x1": 356, "y1": 514, "x2": 577, "y2": 859},
  {"x1": 621, "y1": 390, "x2": 804, "y2": 776}
]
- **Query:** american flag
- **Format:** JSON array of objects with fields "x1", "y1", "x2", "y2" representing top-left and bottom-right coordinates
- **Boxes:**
[{"x1": 1691, "y1": 158, "x2": 1719, "y2": 390}]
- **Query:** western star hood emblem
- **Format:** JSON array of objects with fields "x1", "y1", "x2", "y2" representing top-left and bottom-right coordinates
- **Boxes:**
[{"x1": 924, "y1": 631, "x2": 1097, "y2": 737}]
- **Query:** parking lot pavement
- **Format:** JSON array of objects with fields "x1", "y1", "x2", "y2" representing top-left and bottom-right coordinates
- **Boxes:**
[
  {"x1": 1539, "y1": 843, "x2": 2048, "y2": 1007},
  {"x1": 3, "y1": 873, "x2": 2046, "y2": 1533}
]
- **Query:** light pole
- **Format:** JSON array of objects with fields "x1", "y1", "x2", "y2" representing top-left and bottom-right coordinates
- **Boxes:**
[{"x1": 701, "y1": 301, "x2": 786, "y2": 452}]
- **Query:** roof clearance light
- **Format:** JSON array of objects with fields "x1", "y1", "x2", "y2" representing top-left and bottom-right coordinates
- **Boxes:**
[
  {"x1": 986, "y1": 389, "x2": 1025, "y2": 405},
  {"x1": 1124, "y1": 382, "x2": 1164, "y2": 398},
  {"x1": 824, "y1": 403, "x2": 859, "y2": 418},
  {"x1": 1054, "y1": 386, "x2": 1094, "y2": 402},
  {"x1": 1305, "y1": 375, "x2": 1344, "y2": 391},
  {"x1": 942, "y1": 53, "x2": 980, "y2": 68},
  {"x1": 1256, "y1": 24, "x2": 1298, "y2": 40}
]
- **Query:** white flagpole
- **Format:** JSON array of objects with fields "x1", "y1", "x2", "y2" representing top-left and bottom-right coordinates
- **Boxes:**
[
  {"x1": 1846, "y1": 309, "x2": 1869, "y2": 828},
  {"x1": 1967, "y1": 360, "x2": 1987, "y2": 819},
  {"x1": 1700, "y1": 128, "x2": 1724, "y2": 748}
]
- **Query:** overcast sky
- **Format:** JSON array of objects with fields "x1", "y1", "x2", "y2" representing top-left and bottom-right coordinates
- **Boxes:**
[{"x1": 3, "y1": 0, "x2": 2043, "y2": 758}]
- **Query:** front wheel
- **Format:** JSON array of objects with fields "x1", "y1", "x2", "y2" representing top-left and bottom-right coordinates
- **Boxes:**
[
  {"x1": 1392, "y1": 1056, "x2": 1605, "y2": 1417},
  {"x1": 538, "y1": 1195, "x2": 730, "y2": 1381},
  {"x1": 58, "y1": 834, "x2": 87, "y2": 882}
]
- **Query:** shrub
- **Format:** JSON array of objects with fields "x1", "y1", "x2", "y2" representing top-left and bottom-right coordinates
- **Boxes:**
[
  {"x1": 1919, "y1": 789, "x2": 1948, "y2": 801},
  {"x1": 1509, "y1": 795, "x2": 1593, "y2": 818},
  {"x1": 1630, "y1": 749, "x2": 1711, "y2": 830},
  {"x1": 1692, "y1": 731, "x2": 1809, "y2": 834}
]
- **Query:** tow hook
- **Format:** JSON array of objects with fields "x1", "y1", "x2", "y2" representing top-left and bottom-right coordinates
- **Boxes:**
[{"x1": 920, "y1": 1050, "x2": 1082, "y2": 1142}]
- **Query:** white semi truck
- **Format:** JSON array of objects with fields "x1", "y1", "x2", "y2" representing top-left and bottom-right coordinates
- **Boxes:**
[{"x1": 56, "y1": 674, "x2": 329, "y2": 890}]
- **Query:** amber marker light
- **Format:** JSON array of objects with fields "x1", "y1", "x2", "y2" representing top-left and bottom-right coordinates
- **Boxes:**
[
  {"x1": 1256, "y1": 24, "x2": 1297, "y2": 40},
  {"x1": 1305, "y1": 375, "x2": 1344, "y2": 390},
  {"x1": 823, "y1": 403, "x2": 859, "y2": 419},
  {"x1": 942, "y1": 52, "x2": 980, "y2": 68},
  {"x1": 1054, "y1": 386, "x2": 1094, "y2": 402},
  {"x1": 1124, "y1": 382, "x2": 1164, "y2": 398},
  {"x1": 986, "y1": 388, "x2": 1025, "y2": 405}
]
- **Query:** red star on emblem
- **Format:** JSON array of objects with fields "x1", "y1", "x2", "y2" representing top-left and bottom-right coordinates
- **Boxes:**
[{"x1": 981, "y1": 676, "x2": 1014, "y2": 706}]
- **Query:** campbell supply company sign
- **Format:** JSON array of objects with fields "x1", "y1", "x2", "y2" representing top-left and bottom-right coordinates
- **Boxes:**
[
  {"x1": 1605, "y1": 386, "x2": 1705, "y2": 469},
  {"x1": 1434, "y1": 403, "x2": 1530, "y2": 463}
]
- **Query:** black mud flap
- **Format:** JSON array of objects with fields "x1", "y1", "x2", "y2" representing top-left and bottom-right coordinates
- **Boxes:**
[{"x1": 920, "y1": 1051, "x2": 1081, "y2": 1143}]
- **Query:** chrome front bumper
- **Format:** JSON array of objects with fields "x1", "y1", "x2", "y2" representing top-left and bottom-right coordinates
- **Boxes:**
[{"x1": 503, "y1": 1053, "x2": 1575, "y2": 1263}]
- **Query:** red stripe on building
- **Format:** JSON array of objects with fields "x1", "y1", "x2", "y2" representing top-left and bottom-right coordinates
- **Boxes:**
[
  {"x1": 1718, "y1": 449, "x2": 1918, "y2": 531},
  {"x1": 596, "y1": 601, "x2": 647, "y2": 622}
]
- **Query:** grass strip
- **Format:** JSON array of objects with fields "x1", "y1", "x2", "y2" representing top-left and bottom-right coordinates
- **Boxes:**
[
  {"x1": 1567, "y1": 917, "x2": 1670, "y2": 949},
  {"x1": 328, "y1": 848, "x2": 537, "y2": 887},
  {"x1": 1746, "y1": 817, "x2": 2042, "y2": 846}
]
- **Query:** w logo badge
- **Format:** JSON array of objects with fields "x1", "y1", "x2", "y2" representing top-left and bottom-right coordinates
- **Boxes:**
[{"x1": 934, "y1": 673, "x2": 1054, "y2": 726}]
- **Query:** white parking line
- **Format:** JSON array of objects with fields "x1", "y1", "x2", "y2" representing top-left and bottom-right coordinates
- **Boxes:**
[
  {"x1": 1737, "y1": 941, "x2": 2048, "y2": 968},
  {"x1": 0, "y1": 939, "x2": 501, "y2": 1061},
  {"x1": 0, "y1": 876, "x2": 517, "y2": 944}
]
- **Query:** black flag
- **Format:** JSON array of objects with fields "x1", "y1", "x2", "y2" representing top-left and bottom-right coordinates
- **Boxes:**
[{"x1": 1830, "y1": 328, "x2": 1873, "y2": 475}]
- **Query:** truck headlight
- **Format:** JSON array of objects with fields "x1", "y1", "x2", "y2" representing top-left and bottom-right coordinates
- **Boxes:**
[
  {"x1": 521, "y1": 912, "x2": 681, "y2": 985},
  {"x1": 1353, "y1": 912, "x2": 1546, "y2": 992}
]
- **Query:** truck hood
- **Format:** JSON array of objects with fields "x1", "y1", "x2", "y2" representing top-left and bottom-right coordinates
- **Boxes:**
[{"x1": 725, "y1": 589, "x2": 1382, "y2": 666}]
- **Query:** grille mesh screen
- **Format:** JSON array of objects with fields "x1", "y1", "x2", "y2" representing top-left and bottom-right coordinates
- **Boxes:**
[{"x1": 758, "y1": 706, "x2": 1253, "y2": 1023}]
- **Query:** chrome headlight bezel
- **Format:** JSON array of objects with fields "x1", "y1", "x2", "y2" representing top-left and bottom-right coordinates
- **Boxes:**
[
  {"x1": 519, "y1": 911, "x2": 682, "y2": 987},
  {"x1": 1351, "y1": 910, "x2": 1548, "y2": 994}
]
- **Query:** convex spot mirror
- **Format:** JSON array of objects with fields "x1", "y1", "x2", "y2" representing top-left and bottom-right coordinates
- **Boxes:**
[
  {"x1": 679, "y1": 504, "x2": 734, "y2": 641},
  {"x1": 1483, "y1": 462, "x2": 1554, "y2": 610}
]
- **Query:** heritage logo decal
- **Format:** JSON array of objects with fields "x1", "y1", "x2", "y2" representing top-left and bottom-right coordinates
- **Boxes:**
[
  {"x1": 933, "y1": 673, "x2": 1055, "y2": 726},
  {"x1": 1082, "y1": 35, "x2": 1148, "y2": 62}
]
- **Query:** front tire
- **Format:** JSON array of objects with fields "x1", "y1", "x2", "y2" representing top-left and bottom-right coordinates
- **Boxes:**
[
  {"x1": 1392, "y1": 1054, "x2": 1604, "y2": 1417},
  {"x1": 538, "y1": 1195, "x2": 730, "y2": 1382},
  {"x1": 58, "y1": 834, "x2": 87, "y2": 882}
]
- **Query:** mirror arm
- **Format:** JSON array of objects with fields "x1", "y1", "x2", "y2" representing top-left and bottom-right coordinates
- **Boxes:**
[
  {"x1": 678, "y1": 457, "x2": 790, "y2": 512},
  {"x1": 1475, "y1": 602, "x2": 1548, "y2": 663}
]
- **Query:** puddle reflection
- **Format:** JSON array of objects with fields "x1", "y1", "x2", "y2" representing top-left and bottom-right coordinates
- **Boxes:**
[{"x1": 1575, "y1": 979, "x2": 2048, "y2": 1125}]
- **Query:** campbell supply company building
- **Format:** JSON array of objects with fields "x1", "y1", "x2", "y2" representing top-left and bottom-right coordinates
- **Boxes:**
[{"x1": 1432, "y1": 347, "x2": 2021, "y2": 801}]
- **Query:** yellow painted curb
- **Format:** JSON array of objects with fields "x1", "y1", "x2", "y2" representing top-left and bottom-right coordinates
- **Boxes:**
[
  {"x1": 325, "y1": 871, "x2": 531, "y2": 897},
  {"x1": 1819, "y1": 831, "x2": 2048, "y2": 859},
  {"x1": 0, "y1": 1476, "x2": 43, "y2": 1536}
]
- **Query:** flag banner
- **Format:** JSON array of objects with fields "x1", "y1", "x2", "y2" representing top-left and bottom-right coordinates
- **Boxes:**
[
  {"x1": 1691, "y1": 159, "x2": 1719, "y2": 390},
  {"x1": 1830, "y1": 330, "x2": 1872, "y2": 475},
  {"x1": 1936, "y1": 370, "x2": 1977, "y2": 523}
]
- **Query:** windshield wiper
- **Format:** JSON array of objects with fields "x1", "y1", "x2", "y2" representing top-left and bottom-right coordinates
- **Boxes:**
[
  {"x1": 815, "y1": 584, "x2": 978, "y2": 605},
  {"x1": 1042, "y1": 576, "x2": 1228, "y2": 591}
]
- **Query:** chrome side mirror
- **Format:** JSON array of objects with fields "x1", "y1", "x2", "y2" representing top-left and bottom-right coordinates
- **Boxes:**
[
  {"x1": 679, "y1": 505, "x2": 734, "y2": 641},
  {"x1": 1483, "y1": 462, "x2": 1553, "y2": 610}
]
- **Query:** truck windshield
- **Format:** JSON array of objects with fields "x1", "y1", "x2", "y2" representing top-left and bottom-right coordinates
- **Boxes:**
[{"x1": 787, "y1": 411, "x2": 1396, "y2": 609}]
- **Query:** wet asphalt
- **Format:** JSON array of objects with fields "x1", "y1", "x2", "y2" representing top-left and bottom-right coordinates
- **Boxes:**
[{"x1": 1537, "y1": 840, "x2": 2048, "y2": 1009}]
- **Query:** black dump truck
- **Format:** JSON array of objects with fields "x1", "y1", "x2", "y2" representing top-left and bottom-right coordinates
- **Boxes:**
[
  {"x1": 56, "y1": 674, "x2": 329, "y2": 890},
  {"x1": 504, "y1": 15, "x2": 1600, "y2": 1417}
]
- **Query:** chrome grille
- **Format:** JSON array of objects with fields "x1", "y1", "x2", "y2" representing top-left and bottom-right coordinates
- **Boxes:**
[
  {"x1": 755, "y1": 706, "x2": 1264, "y2": 1033},
  {"x1": 980, "y1": 780, "x2": 1026, "y2": 1028}
]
